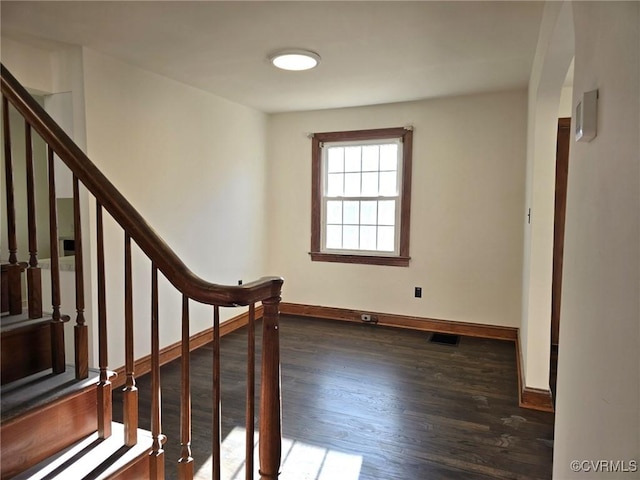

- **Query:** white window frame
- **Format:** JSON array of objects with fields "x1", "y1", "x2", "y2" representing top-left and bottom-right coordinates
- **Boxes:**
[{"x1": 320, "y1": 138, "x2": 404, "y2": 256}]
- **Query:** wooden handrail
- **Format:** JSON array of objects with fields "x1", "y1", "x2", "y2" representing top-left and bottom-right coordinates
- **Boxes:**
[{"x1": 0, "y1": 64, "x2": 283, "y2": 307}]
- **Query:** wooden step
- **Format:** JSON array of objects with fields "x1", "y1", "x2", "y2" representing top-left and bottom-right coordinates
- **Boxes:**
[
  {"x1": 10, "y1": 422, "x2": 154, "y2": 480},
  {"x1": 0, "y1": 369, "x2": 107, "y2": 478},
  {"x1": 1, "y1": 367, "x2": 104, "y2": 423},
  {"x1": 1, "y1": 312, "x2": 54, "y2": 385}
]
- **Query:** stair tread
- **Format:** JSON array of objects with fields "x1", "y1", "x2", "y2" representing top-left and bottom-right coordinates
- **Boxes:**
[
  {"x1": 12, "y1": 422, "x2": 154, "y2": 480},
  {"x1": 1, "y1": 367, "x2": 115, "y2": 423},
  {"x1": 1, "y1": 311, "x2": 55, "y2": 333}
]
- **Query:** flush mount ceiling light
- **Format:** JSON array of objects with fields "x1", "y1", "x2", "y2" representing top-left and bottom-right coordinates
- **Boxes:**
[{"x1": 269, "y1": 49, "x2": 321, "y2": 71}]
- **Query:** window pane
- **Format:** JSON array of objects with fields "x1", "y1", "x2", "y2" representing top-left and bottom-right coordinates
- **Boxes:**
[
  {"x1": 380, "y1": 144, "x2": 398, "y2": 171},
  {"x1": 378, "y1": 200, "x2": 395, "y2": 225},
  {"x1": 377, "y1": 226, "x2": 395, "y2": 251},
  {"x1": 344, "y1": 146, "x2": 361, "y2": 172},
  {"x1": 326, "y1": 200, "x2": 342, "y2": 224},
  {"x1": 327, "y1": 173, "x2": 344, "y2": 196},
  {"x1": 344, "y1": 172, "x2": 361, "y2": 196},
  {"x1": 360, "y1": 201, "x2": 377, "y2": 225},
  {"x1": 362, "y1": 145, "x2": 379, "y2": 171},
  {"x1": 379, "y1": 171, "x2": 397, "y2": 196},
  {"x1": 360, "y1": 226, "x2": 377, "y2": 250},
  {"x1": 343, "y1": 226, "x2": 359, "y2": 249},
  {"x1": 361, "y1": 172, "x2": 379, "y2": 197},
  {"x1": 343, "y1": 201, "x2": 359, "y2": 224},
  {"x1": 326, "y1": 225, "x2": 342, "y2": 249},
  {"x1": 327, "y1": 147, "x2": 344, "y2": 173}
]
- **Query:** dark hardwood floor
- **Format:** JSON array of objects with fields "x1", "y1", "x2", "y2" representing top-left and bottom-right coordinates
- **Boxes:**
[{"x1": 112, "y1": 315, "x2": 554, "y2": 480}]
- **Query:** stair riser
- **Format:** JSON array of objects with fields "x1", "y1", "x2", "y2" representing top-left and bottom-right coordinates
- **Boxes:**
[
  {"x1": 107, "y1": 452, "x2": 151, "y2": 480},
  {"x1": 1, "y1": 322, "x2": 52, "y2": 385},
  {"x1": 0, "y1": 386, "x2": 97, "y2": 478}
]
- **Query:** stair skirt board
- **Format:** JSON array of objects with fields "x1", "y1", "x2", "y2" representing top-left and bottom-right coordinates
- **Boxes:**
[{"x1": 11, "y1": 423, "x2": 154, "y2": 480}]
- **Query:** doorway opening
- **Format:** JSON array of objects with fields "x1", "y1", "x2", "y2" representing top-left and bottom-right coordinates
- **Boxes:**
[{"x1": 550, "y1": 117, "x2": 571, "y2": 405}]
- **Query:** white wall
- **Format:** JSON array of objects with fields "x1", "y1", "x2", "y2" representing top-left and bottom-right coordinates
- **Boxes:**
[
  {"x1": 267, "y1": 91, "x2": 527, "y2": 328},
  {"x1": 0, "y1": 37, "x2": 52, "y2": 94},
  {"x1": 521, "y1": 1, "x2": 574, "y2": 391},
  {"x1": 44, "y1": 91, "x2": 75, "y2": 198},
  {"x1": 81, "y1": 49, "x2": 270, "y2": 368},
  {"x1": 558, "y1": 85, "x2": 573, "y2": 118},
  {"x1": 553, "y1": 2, "x2": 640, "y2": 478}
]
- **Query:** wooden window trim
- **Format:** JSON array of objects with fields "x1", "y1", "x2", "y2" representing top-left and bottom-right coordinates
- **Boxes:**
[{"x1": 311, "y1": 127, "x2": 412, "y2": 267}]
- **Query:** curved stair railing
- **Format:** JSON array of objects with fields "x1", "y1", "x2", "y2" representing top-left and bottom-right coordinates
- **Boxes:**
[{"x1": 1, "y1": 63, "x2": 283, "y2": 480}]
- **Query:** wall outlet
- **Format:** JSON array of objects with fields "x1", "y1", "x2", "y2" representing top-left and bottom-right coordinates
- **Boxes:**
[
  {"x1": 361, "y1": 313, "x2": 372, "y2": 322},
  {"x1": 415, "y1": 287, "x2": 422, "y2": 298}
]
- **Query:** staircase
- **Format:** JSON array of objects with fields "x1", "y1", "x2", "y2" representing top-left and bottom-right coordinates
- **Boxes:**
[{"x1": 0, "y1": 64, "x2": 284, "y2": 479}]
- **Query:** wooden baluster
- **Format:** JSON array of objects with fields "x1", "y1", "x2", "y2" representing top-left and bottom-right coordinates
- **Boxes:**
[
  {"x1": 96, "y1": 202, "x2": 112, "y2": 438},
  {"x1": 123, "y1": 232, "x2": 138, "y2": 446},
  {"x1": 259, "y1": 296, "x2": 282, "y2": 480},
  {"x1": 25, "y1": 120, "x2": 42, "y2": 319},
  {"x1": 212, "y1": 305, "x2": 221, "y2": 480},
  {"x1": 246, "y1": 303, "x2": 256, "y2": 480},
  {"x1": 149, "y1": 264, "x2": 165, "y2": 479},
  {"x1": 3, "y1": 97, "x2": 22, "y2": 315},
  {"x1": 73, "y1": 174, "x2": 88, "y2": 379},
  {"x1": 47, "y1": 146, "x2": 66, "y2": 373},
  {"x1": 178, "y1": 295, "x2": 194, "y2": 480}
]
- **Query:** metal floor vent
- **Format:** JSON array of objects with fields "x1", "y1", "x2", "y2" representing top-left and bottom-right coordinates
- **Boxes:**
[{"x1": 429, "y1": 333, "x2": 460, "y2": 346}]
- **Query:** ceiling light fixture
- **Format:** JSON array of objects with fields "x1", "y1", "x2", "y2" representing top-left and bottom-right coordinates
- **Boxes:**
[{"x1": 269, "y1": 49, "x2": 321, "y2": 71}]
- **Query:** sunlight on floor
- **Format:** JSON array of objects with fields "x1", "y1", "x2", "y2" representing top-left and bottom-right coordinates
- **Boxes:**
[{"x1": 195, "y1": 426, "x2": 363, "y2": 480}]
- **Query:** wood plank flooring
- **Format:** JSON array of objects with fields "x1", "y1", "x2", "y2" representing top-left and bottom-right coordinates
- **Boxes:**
[{"x1": 112, "y1": 315, "x2": 554, "y2": 480}]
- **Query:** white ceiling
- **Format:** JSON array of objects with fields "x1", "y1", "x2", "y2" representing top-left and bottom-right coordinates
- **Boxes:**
[{"x1": 1, "y1": 1, "x2": 544, "y2": 113}]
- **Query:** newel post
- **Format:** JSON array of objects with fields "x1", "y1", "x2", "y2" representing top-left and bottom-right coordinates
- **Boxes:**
[{"x1": 259, "y1": 296, "x2": 282, "y2": 480}]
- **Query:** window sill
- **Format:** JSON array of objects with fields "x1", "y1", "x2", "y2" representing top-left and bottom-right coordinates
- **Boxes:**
[{"x1": 310, "y1": 252, "x2": 410, "y2": 267}]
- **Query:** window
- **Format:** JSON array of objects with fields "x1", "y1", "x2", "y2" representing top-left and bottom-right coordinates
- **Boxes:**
[{"x1": 311, "y1": 127, "x2": 413, "y2": 266}]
